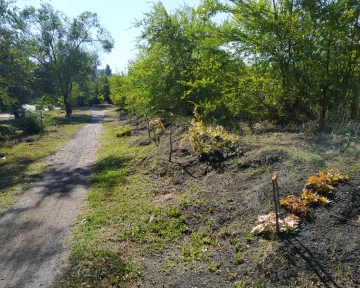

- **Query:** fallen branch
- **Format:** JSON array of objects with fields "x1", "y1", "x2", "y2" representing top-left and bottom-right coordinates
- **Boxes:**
[{"x1": 174, "y1": 161, "x2": 198, "y2": 180}]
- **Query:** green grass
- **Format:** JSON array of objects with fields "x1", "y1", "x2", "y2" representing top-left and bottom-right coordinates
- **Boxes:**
[
  {"x1": 248, "y1": 145, "x2": 325, "y2": 166},
  {"x1": 63, "y1": 111, "x2": 188, "y2": 287},
  {"x1": 0, "y1": 109, "x2": 91, "y2": 211}
]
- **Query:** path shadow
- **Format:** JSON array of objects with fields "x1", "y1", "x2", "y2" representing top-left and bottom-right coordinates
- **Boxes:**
[{"x1": 0, "y1": 224, "x2": 67, "y2": 288}]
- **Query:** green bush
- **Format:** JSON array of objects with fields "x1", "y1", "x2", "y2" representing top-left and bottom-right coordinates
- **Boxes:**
[
  {"x1": 114, "y1": 125, "x2": 132, "y2": 137},
  {"x1": 0, "y1": 124, "x2": 16, "y2": 140},
  {"x1": 16, "y1": 112, "x2": 54, "y2": 134}
]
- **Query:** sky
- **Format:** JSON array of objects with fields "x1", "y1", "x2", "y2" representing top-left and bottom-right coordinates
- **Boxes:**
[{"x1": 17, "y1": 0, "x2": 203, "y2": 73}]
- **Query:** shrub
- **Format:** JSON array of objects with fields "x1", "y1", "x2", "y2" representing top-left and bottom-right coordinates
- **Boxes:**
[
  {"x1": 0, "y1": 124, "x2": 16, "y2": 140},
  {"x1": 16, "y1": 112, "x2": 52, "y2": 134},
  {"x1": 115, "y1": 125, "x2": 132, "y2": 137},
  {"x1": 148, "y1": 119, "x2": 165, "y2": 145},
  {"x1": 180, "y1": 119, "x2": 239, "y2": 156}
]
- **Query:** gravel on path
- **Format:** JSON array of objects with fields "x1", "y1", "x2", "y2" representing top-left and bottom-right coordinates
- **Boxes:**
[{"x1": 0, "y1": 109, "x2": 107, "y2": 288}]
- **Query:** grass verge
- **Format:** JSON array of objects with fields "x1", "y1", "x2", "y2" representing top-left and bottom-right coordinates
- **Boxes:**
[{"x1": 62, "y1": 111, "x2": 188, "y2": 287}]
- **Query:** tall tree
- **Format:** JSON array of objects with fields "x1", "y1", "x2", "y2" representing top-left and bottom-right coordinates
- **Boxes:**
[
  {"x1": 105, "y1": 64, "x2": 112, "y2": 77},
  {"x1": 0, "y1": 0, "x2": 36, "y2": 116},
  {"x1": 22, "y1": 3, "x2": 114, "y2": 117}
]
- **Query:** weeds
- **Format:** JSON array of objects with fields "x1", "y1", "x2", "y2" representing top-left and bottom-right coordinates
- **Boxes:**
[
  {"x1": 16, "y1": 111, "x2": 54, "y2": 134},
  {"x1": 181, "y1": 232, "x2": 214, "y2": 261},
  {"x1": 207, "y1": 262, "x2": 220, "y2": 273},
  {"x1": 234, "y1": 251, "x2": 244, "y2": 264}
]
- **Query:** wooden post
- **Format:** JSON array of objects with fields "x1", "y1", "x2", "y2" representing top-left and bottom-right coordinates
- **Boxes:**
[
  {"x1": 272, "y1": 173, "x2": 280, "y2": 234},
  {"x1": 169, "y1": 113, "x2": 174, "y2": 162},
  {"x1": 147, "y1": 118, "x2": 151, "y2": 138}
]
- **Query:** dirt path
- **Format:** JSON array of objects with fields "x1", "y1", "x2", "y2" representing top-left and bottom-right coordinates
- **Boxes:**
[{"x1": 0, "y1": 109, "x2": 107, "y2": 288}]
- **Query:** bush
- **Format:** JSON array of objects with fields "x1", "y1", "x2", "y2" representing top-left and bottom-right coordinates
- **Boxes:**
[
  {"x1": 0, "y1": 124, "x2": 16, "y2": 140},
  {"x1": 16, "y1": 112, "x2": 53, "y2": 134},
  {"x1": 180, "y1": 118, "x2": 239, "y2": 156},
  {"x1": 115, "y1": 125, "x2": 132, "y2": 137}
]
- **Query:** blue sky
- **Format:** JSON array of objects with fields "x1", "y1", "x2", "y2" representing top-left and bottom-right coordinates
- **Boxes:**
[{"x1": 18, "y1": 0, "x2": 203, "y2": 73}]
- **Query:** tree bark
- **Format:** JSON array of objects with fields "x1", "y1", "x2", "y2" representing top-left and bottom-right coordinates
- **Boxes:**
[
  {"x1": 64, "y1": 95, "x2": 72, "y2": 118},
  {"x1": 320, "y1": 86, "x2": 327, "y2": 125},
  {"x1": 11, "y1": 103, "x2": 21, "y2": 119},
  {"x1": 350, "y1": 85, "x2": 359, "y2": 120}
]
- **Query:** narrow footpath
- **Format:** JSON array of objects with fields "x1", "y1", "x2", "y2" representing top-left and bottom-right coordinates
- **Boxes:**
[{"x1": 0, "y1": 109, "x2": 107, "y2": 288}]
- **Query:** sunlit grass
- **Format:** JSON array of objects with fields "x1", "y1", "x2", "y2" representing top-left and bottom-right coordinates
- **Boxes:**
[{"x1": 63, "y1": 111, "x2": 188, "y2": 287}]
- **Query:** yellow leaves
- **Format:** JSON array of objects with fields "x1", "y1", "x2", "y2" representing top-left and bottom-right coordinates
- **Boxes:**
[
  {"x1": 280, "y1": 194, "x2": 308, "y2": 216},
  {"x1": 280, "y1": 168, "x2": 348, "y2": 216},
  {"x1": 180, "y1": 118, "x2": 239, "y2": 156},
  {"x1": 305, "y1": 168, "x2": 349, "y2": 194},
  {"x1": 148, "y1": 119, "x2": 165, "y2": 136},
  {"x1": 306, "y1": 175, "x2": 334, "y2": 194},
  {"x1": 300, "y1": 190, "x2": 330, "y2": 206},
  {"x1": 254, "y1": 168, "x2": 349, "y2": 237},
  {"x1": 323, "y1": 168, "x2": 350, "y2": 184}
]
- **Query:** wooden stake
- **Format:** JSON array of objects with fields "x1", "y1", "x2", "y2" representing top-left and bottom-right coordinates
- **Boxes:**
[
  {"x1": 169, "y1": 113, "x2": 174, "y2": 162},
  {"x1": 272, "y1": 173, "x2": 280, "y2": 234}
]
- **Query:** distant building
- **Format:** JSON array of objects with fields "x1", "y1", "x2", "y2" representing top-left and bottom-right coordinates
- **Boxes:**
[{"x1": 95, "y1": 69, "x2": 105, "y2": 76}]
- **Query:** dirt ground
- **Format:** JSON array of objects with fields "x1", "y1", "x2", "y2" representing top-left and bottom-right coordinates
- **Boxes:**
[
  {"x1": 0, "y1": 109, "x2": 107, "y2": 288},
  {"x1": 112, "y1": 115, "x2": 360, "y2": 288}
]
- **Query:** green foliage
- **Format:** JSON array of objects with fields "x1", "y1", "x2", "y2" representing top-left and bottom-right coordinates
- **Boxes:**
[
  {"x1": 234, "y1": 251, "x2": 244, "y2": 265},
  {"x1": 109, "y1": 74, "x2": 132, "y2": 111},
  {"x1": 181, "y1": 232, "x2": 214, "y2": 261},
  {"x1": 21, "y1": 3, "x2": 114, "y2": 116},
  {"x1": 93, "y1": 75, "x2": 112, "y2": 104},
  {"x1": 110, "y1": 0, "x2": 360, "y2": 126},
  {"x1": 0, "y1": 124, "x2": 16, "y2": 140},
  {"x1": 16, "y1": 111, "x2": 53, "y2": 134},
  {"x1": 0, "y1": 1, "x2": 36, "y2": 112}
]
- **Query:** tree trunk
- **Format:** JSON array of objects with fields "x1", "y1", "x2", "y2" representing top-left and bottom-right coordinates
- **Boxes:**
[
  {"x1": 319, "y1": 86, "x2": 327, "y2": 128},
  {"x1": 350, "y1": 85, "x2": 359, "y2": 120},
  {"x1": 64, "y1": 95, "x2": 72, "y2": 118},
  {"x1": 11, "y1": 103, "x2": 21, "y2": 119}
]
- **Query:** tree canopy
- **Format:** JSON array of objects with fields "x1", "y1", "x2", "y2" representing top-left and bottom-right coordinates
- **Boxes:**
[
  {"x1": 21, "y1": 3, "x2": 114, "y2": 116},
  {"x1": 0, "y1": 0, "x2": 36, "y2": 115},
  {"x1": 110, "y1": 0, "x2": 360, "y2": 126}
]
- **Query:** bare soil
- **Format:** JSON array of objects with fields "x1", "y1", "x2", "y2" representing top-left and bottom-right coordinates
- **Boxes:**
[
  {"x1": 115, "y1": 116, "x2": 360, "y2": 288},
  {"x1": 0, "y1": 109, "x2": 107, "y2": 288}
]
